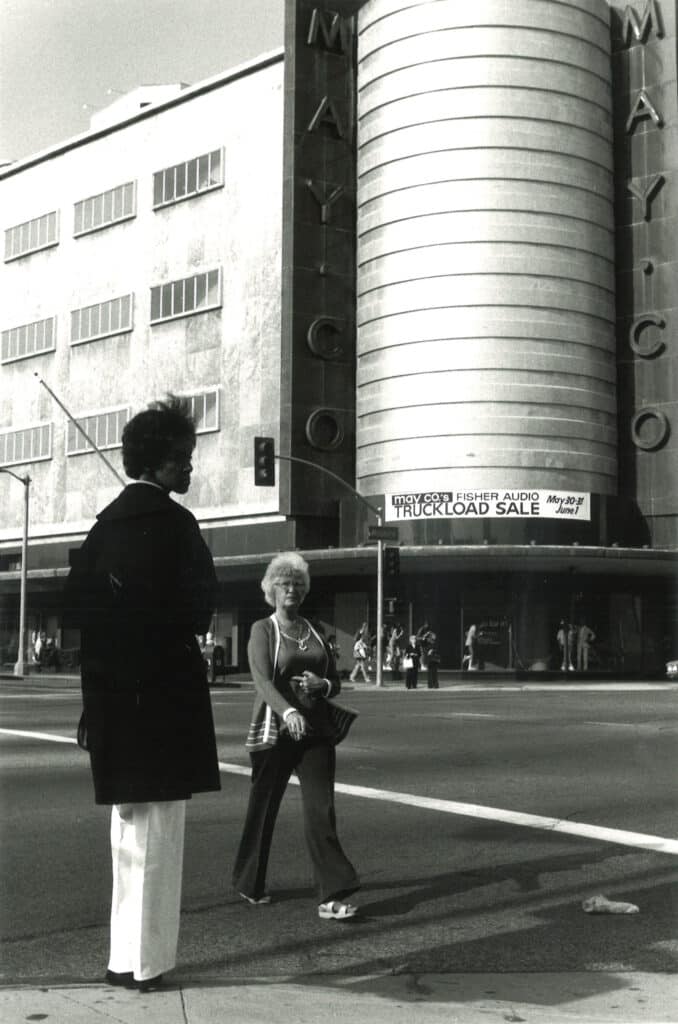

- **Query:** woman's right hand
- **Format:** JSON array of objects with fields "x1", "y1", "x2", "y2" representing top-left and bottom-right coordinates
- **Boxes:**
[{"x1": 286, "y1": 709, "x2": 307, "y2": 741}]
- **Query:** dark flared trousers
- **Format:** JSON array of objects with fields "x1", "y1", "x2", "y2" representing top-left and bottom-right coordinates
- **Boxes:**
[{"x1": 232, "y1": 735, "x2": 359, "y2": 904}]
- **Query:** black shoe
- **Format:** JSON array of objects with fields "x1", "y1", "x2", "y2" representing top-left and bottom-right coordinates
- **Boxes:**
[
  {"x1": 105, "y1": 969, "x2": 135, "y2": 988},
  {"x1": 137, "y1": 974, "x2": 164, "y2": 993}
]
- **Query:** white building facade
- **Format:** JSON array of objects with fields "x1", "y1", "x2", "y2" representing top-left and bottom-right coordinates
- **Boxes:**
[
  {"x1": 0, "y1": 53, "x2": 285, "y2": 664},
  {"x1": 1, "y1": 1, "x2": 676, "y2": 677}
]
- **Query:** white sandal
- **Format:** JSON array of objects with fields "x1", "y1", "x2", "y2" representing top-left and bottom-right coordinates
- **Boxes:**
[
  {"x1": 318, "y1": 900, "x2": 358, "y2": 920},
  {"x1": 239, "y1": 892, "x2": 272, "y2": 905}
]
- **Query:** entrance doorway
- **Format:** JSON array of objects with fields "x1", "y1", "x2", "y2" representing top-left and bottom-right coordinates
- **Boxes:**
[{"x1": 461, "y1": 609, "x2": 512, "y2": 670}]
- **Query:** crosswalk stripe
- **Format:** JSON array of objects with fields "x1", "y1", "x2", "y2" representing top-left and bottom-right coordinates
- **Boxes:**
[
  {"x1": 2, "y1": 730, "x2": 674, "y2": 855},
  {"x1": 220, "y1": 762, "x2": 678, "y2": 855},
  {"x1": 0, "y1": 727, "x2": 76, "y2": 744}
]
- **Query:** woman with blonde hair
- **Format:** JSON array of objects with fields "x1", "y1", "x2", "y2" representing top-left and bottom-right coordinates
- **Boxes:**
[{"x1": 232, "y1": 552, "x2": 359, "y2": 920}]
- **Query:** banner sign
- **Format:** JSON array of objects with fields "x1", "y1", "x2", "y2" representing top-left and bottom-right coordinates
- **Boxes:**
[{"x1": 384, "y1": 489, "x2": 591, "y2": 522}]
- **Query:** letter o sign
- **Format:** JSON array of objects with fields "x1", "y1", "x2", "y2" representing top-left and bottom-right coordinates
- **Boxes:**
[
  {"x1": 630, "y1": 408, "x2": 670, "y2": 450},
  {"x1": 305, "y1": 408, "x2": 344, "y2": 451}
]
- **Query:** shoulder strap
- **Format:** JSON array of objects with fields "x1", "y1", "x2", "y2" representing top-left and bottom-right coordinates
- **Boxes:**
[{"x1": 268, "y1": 614, "x2": 281, "y2": 671}]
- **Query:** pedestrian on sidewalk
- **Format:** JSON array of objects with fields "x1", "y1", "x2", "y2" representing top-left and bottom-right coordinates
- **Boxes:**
[
  {"x1": 567, "y1": 622, "x2": 577, "y2": 671},
  {"x1": 464, "y1": 623, "x2": 479, "y2": 671},
  {"x1": 349, "y1": 622, "x2": 370, "y2": 683},
  {"x1": 416, "y1": 620, "x2": 435, "y2": 670},
  {"x1": 64, "y1": 397, "x2": 220, "y2": 993},
  {"x1": 426, "y1": 632, "x2": 440, "y2": 688},
  {"x1": 403, "y1": 635, "x2": 420, "y2": 689},
  {"x1": 388, "y1": 622, "x2": 404, "y2": 680},
  {"x1": 556, "y1": 619, "x2": 575, "y2": 671},
  {"x1": 577, "y1": 622, "x2": 596, "y2": 671},
  {"x1": 32, "y1": 630, "x2": 46, "y2": 670},
  {"x1": 233, "y1": 552, "x2": 360, "y2": 921}
]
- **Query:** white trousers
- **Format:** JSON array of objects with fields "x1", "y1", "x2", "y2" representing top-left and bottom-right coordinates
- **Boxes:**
[{"x1": 108, "y1": 800, "x2": 186, "y2": 981}]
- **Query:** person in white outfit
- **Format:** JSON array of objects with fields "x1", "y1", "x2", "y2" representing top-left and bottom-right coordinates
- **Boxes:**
[
  {"x1": 349, "y1": 624, "x2": 371, "y2": 683},
  {"x1": 464, "y1": 624, "x2": 479, "y2": 670},
  {"x1": 577, "y1": 623, "x2": 596, "y2": 671},
  {"x1": 65, "y1": 398, "x2": 221, "y2": 992}
]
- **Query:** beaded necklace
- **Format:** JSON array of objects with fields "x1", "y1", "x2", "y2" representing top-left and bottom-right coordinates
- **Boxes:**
[{"x1": 276, "y1": 617, "x2": 312, "y2": 652}]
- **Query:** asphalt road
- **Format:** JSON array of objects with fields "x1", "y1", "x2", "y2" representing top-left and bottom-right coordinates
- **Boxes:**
[{"x1": 1, "y1": 680, "x2": 677, "y2": 984}]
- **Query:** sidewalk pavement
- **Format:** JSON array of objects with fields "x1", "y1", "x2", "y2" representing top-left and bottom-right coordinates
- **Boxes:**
[{"x1": 1, "y1": 971, "x2": 676, "y2": 1024}]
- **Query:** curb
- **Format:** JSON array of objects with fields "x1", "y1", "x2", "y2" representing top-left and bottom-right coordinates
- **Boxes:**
[
  {"x1": 0, "y1": 970, "x2": 675, "y2": 1024},
  {"x1": 3, "y1": 674, "x2": 677, "y2": 693}
]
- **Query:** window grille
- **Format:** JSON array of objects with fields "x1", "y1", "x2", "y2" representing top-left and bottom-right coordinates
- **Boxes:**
[
  {"x1": 74, "y1": 182, "x2": 136, "y2": 236},
  {"x1": 66, "y1": 407, "x2": 129, "y2": 455},
  {"x1": 153, "y1": 149, "x2": 223, "y2": 208},
  {"x1": 181, "y1": 388, "x2": 220, "y2": 434},
  {"x1": 1, "y1": 316, "x2": 56, "y2": 363},
  {"x1": 71, "y1": 294, "x2": 133, "y2": 345},
  {"x1": 150, "y1": 269, "x2": 221, "y2": 323},
  {"x1": 4, "y1": 212, "x2": 58, "y2": 261},
  {"x1": 0, "y1": 424, "x2": 52, "y2": 467}
]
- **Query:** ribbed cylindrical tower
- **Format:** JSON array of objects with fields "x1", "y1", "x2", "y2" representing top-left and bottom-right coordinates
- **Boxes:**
[{"x1": 356, "y1": 0, "x2": 616, "y2": 495}]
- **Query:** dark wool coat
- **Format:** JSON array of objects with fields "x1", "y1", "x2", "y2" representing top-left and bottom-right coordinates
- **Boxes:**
[{"x1": 64, "y1": 483, "x2": 221, "y2": 804}]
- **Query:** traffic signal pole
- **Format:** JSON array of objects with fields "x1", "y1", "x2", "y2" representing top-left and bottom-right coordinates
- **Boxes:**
[
  {"x1": 0, "y1": 468, "x2": 30, "y2": 676},
  {"x1": 269, "y1": 450, "x2": 386, "y2": 687},
  {"x1": 376, "y1": 528, "x2": 384, "y2": 688}
]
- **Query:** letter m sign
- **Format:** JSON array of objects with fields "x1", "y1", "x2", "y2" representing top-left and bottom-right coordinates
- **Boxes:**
[
  {"x1": 622, "y1": 0, "x2": 664, "y2": 45},
  {"x1": 307, "y1": 9, "x2": 349, "y2": 53}
]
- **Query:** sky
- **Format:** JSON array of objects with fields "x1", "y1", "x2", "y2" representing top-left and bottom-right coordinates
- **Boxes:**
[{"x1": 0, "y1": 0, "x2": 285, "y2": 162}]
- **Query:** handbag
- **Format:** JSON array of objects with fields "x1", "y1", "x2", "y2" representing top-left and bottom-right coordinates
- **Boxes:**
[
  {"x1": 402, "y1": 655, "x2": 414, "y2": 670},
  {"x1": 325, "y1": 700, "x2": 358, "y2": 745}
]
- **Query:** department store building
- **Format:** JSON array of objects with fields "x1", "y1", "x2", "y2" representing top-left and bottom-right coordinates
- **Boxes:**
[{"x1": 0, "y1": 0, "x2": 676, "y2": 675}]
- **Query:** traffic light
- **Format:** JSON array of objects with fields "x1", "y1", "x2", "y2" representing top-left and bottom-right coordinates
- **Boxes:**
[
  {"x1": 384, "y1": 546, "x2": 400, "y2": 577},
  {"x1": 253, "y1": 436, "x2": 275, "y2": 486}
]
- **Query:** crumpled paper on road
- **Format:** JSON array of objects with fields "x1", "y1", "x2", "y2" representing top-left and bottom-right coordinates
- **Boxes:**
[{"x1": 582, "y1": 894, "x2": 639, "y2": 914}]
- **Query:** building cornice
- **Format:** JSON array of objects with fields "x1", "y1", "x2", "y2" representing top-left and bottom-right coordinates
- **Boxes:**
[{"x1": 0, "y1": 47, "x2": 284, "y2": 180}]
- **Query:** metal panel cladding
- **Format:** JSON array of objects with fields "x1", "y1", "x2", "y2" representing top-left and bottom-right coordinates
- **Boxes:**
[{"x1": 356, "y1": 0, "x2": 616, "y2": 496}]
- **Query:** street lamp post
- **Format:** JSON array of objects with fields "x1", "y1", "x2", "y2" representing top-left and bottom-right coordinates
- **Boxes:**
[
  {"x1": 0, "y1": 468, "x2": 31, "y2": 676},
  {"x1": 376, "y1": 511, "x2": 384, "y2": 689}
]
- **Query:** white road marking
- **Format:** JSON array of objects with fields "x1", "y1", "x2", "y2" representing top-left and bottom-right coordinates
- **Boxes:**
[
  {"x1": 219, "y1": 761, "x2": 251, "y2": 777},
  {"x1": 335, "y1": 786, "x2": 678, "y2": 856},
  {"x1": 0, "y1": 727, "x2": 76, "y2": 744},
  {"x1": 0, "y1": 692, "x2": 80, "y2": 700},
  {"x1": 441, "y1": 712, "x2": 497, "y2": 718},
  {"x1": 2, "y1": 729, "x2": 675, "y2": 856},
  {"x1": 585, "y1": 721, "x2": 642, "y2": 728},
  {"x1": 410, "y1": 711, "x2": 498, "y2": 720},
  {"x1": 217, "y1": 762, "x2": 678, "y2": 857}
]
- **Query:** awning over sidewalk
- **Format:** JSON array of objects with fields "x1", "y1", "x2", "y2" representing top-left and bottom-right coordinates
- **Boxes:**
[
  {"x1": 0, "y1": 544, "x2": 675, "y2": 594},
  {"x1": 212, "y1": 544, "x2": 677, "y2": 580}
]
